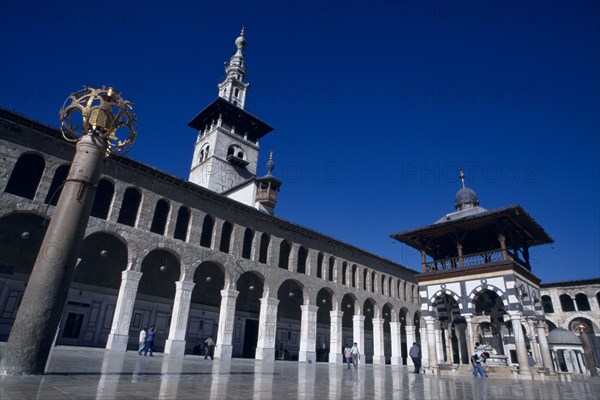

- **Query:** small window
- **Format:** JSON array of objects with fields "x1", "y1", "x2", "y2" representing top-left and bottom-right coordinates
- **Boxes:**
[{"x1": 234, "y1": 88, "x2": 240, "y2": 97}]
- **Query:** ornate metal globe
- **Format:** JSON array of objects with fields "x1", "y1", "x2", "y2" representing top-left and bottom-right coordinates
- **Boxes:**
[{"x1": 59, "y1": 86, "x2": 137, "y2": 155}]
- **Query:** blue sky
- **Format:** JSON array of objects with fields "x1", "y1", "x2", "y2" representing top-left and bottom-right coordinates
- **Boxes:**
[{"x1": 1, "y1": 1, "x2": 598, "y2": 283}]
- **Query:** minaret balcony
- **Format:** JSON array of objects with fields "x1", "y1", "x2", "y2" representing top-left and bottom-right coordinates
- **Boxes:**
[
  {"x1": 424, "y1": 248, "x2": 528, "y2": 273},
  {"x1": 227, "y1": 154, "x2": 249, "y2": 167},
  {"x1": 256, "y1": 188, "x2": 278, "y2": 206}
]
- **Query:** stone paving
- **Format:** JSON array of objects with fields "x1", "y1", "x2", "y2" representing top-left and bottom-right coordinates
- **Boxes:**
[{"x1": 1, "y1": 345, "x2": 598, "y2": 399}]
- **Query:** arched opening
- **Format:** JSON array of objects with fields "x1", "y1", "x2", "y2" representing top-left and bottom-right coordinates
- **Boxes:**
[
  {"x1": 0, "y1": 213, "x2": 48, "y2": 341},
  {"x1": 297, "y1": 246, "x2": 307, "y2": 274},
  {"x1": 351, "y1": 264, "x2": 357, "y2": 288},
  {"x1": 258, "y1": 233, "x2": 269, "y2": 263},
  {"x1": 200, "y1": 215, "x2": 214, "y2": 248},
  {"x1": 399, "y1": 308, "x2": 408, "y2": 365},
  {"x1": 241, "y1": 228, "x2": 253, "y2": 259},
  {"x1": 132, "y1": 249, "x2": 180, "y2": 353},
  {"x1": 279, "y1": 240, "x2": 291, "y2": 270},
  {"x1": 371, "y1": 271, "x2": 376, "y2": 293},
  {"x1": 91, "y1": 179, "x2": 114, "y2": 220},
  {"x1": 44, "y1": 164, "x2": 70, "y2": 205},
  {"x1": 173, "y1": 206, "x2": 190, "y2": 241},
  {"x1": 363, "y1": 299, "x2": 376, "y2": 364},
  {"x1": 5, "y1": 153, "x2": 45, "y2": 199},
  {"x1": 342, "y1": 262, "x2": 348, "y2": 285},
  {"x1": 276, "y1": 280, "x2": 303, "y2": 361},
  {"x1": 150, "y1": 199, "x2": 170, "y2": 235},
  {"x1": 575, "y1": 293, "x2": 591, "y2": 311},
  {"x1": 542, "y1": 295, "x2": 554, "y2": 313},
  {"x1": 432, "y1": 294, "x2": 467, "y2": 364},
  {"x1": 234, "y1": 271, "x2": 264, "y2": 358},
  {"x1": 58, "y1": 232, "x2": 128, "y2": 347},
  {"x1": 328, "y1": 257, "x2": 335, "y2": 282},
  {"x1": 316, "y1": 252, "x2": 323, "y2": 279},
  {"x1": 363, "y1": 269, "x2": 368, "y2": 291},
  {"x1": 316, "y1": 288, "x2": 333, "y2": 362},
  {"x1": 220, "y1": 221, "x2": 233, "y2": 253},
  {"x1": 473, "y1": 289, "x2": 508, "y2": 359},
  {"x1": 560, "y1": 294, "x2": 576, "y2": 312},
  {"x1": 382, "y1": 304, "x2": 393, "y2": 364},
  {"x1": 117, "y1": 187, "x2": 141, "y2": 227},
  {"x1": 341, "y1": 294, "x2": 357, "y2": 355},
  {"x1": 185, "y1": 261, "x2": 226, "y2": 355}
]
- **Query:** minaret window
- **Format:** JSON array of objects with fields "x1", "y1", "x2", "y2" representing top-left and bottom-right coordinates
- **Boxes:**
[
  {"x1": 227, "y1": 145, "x2": 249, "y2": 167},
  {"x1": 234, "y1": 88, "x2": 240, "y2": 98}
]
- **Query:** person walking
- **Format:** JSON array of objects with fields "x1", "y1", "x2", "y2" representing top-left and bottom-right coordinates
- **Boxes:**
[
  {"x1": 409, "y1": 342, "x2": 422, "y2": 374},
  {"x1": 144, "y1": 325, "x2": 156, "y2": 357},
  {"x1": 351, "y1": 342, "x2": 360, "y2": 368},
  {"x1": 471, "y1": 342, "x2": 486, "y2": 378},
  {"x1": 343, "y1": 344, "x2": 352, "y2": 369},
  {"x1": 137, "y1": 328, "x2": 147, "y2": 355},
  {"x1": 204, "y1": 335, "x2": 216, "y2": 360}
]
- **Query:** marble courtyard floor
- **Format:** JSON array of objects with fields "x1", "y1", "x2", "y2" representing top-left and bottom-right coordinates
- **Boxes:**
[{"x1": 1, "y1": 345, "x2": 598, "y2": 399}]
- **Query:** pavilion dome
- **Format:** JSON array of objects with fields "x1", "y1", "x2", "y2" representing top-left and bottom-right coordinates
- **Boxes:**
[
  {"x1": 547, "y1": 328, "x2": 582, "y2": 346},
  {"x1": 454, "y1": 186, "x2": 480, "y2": 211}
]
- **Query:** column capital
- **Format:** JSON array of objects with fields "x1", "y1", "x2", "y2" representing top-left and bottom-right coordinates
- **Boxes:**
[
  {"x1": 176, "y1": 280, "x2": 196, "y2": 291},
  {"x1": 353, "y1": 314, "x2": 366, "y2": 323},
  {"x1": 330, "y1": 310, "x2": 344, "y2": 319},
  {"x1": 220, "y1": 288, "x2": 240, "y2": 299},
  {"x1": 300, "y1": 304, "x2": 318, "y2": 313},
  {"x1": 122, "y1": 269, "x2": 143, "y2": 281}
]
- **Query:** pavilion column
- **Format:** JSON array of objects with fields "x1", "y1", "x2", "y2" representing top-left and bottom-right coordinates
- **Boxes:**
[
  {"x1": 498, "y1": 233, "x2": 508, "y2": 261},
  {"x1": 256, "y1": 297, "x2": 279, "y2": 360},
  {"x1": 389, "y1": 321, "x2": 402, "y2": 366},
  {"x1": 510, "y1": 313, "x2": 531, "y2": 376},
  {"x1": 536, "y1": 321, "x2": 554, "y2": 372},
  {"x1": 329, "y1": 311, "x2": 343, "y2": 364},
  {"x1": 443, "y1": 323, "x2": 452, "y2": 363},
  {"x1": 405, "y1": 324, "x2": 415, "y2": 367},
  {"x1": 372, "y1": 317, "x2": 385, "y2": 365},
  {"x1": 165, "y1": 280, "x2": 195, "y2": 356},
  {"x1": 106, "y1": 269, "x2": 142, "y2": 352},
  {"x1": 435, "y1": 321, "x2": 444, "y2": 363},
  {"x1": 353, "y1": 314, "x2": 365, "y2": 362},
  {"x1": 214, "y1": 289, "x2": 239, "y2": 360},
  {"x1": 420, "y1": 249, "x2": 427, "y2": 272},
  {"x1": 299, "y1": 305, "x2": 318, "y2": 363},
  {"x1": 455, "y1": 323, "x2": 469, "y2": 364},
  {"x1": 527, "y1": 319, "x2": 541, "y2": 365},
  {"x1": 464, "y1": 314, "x2": 474, "y2": 354},
  {"x1": 457, "y1": 244, "x2": 464, "y2": 268},
  {"x1": 424, "y1": 317, "x2": 439, "y2": 373}
]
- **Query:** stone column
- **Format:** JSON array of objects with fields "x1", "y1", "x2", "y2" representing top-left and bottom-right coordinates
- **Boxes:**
[
  {"x1": 353, "y1": 314, "x2": 366, "y2": 362},
  {"x1": 510, "y1": 313, "x2": 531, "y2": 376},
  {"x1": 405, "y1": 324, "x2": 415, "y2": 367},
  {"x1": 289, "y1": 243, "x2": 300, "y2": 273},
  {"x1": 372, "y1": 317, "x2": 385, "y2": 365},
  {"x1": 464, "y1": 314, "x2": 474, "y2": 354},
  {"x1": 537, "y1": 321, "x2": 554, "y2": 372},
  {"x1": 106, "y1": 269, "x2": 142, "y2": 352},
  {"x1": 527, "y1": 319, "x2": 541, "y2": 365},
  {"x1": 329, "y1": 311, "x2": 343, "y2": 364},
  {"x1": 165, "y1": 280, "x2": 195, "y2": 356},
  {"x1": 214, "y1": 289, "x2": 239, "y2": 360},
  {"x1": 389, "y1": 321, "x2": 402, "y2": 366},
  {"x1": 299, "y1": 305, "x2": 318, "y2": 363},
  {"x1": 256, "y1": 297, "x2": 279, "y2": 360},
  {"x1": 455, "y1": 323, "x2": 468, "y2": 364},
  {"x1": 435, "y1": 321, "x2": 444, "y2": 364},
  {"x1": 425, "y1": 317, "x2": 439, "y2": 372}
]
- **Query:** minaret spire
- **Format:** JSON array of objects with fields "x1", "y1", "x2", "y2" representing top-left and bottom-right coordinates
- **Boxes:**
[
  {"x1": 460, "y1": 170, "x2": 465, "y2": 188},
  {"x1": 218, "y1": 28, "x2": 249, "y2": 108}
]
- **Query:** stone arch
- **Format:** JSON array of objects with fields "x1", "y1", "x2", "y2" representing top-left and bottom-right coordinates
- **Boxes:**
[
  {"x1": 428, "y1": 288, "x2": 462, "y2": 314},
  {"x1": 191, "y1": 260, "x2": 227, "y2": 308},
  {"x1": 316, "y1": 287, "x2": 335, "y2": 326},
  {"x1": 133, "y1": 245, "x2": 182, "y2": 271},
  {"x1": 234, "y1": 270, "x2": 266, "y2": 359},
  {"x1": 467, "y1": 284, "x2": 508, "y2": 311},
  {"x1": 137, "y1": 248, "x2": 182, "y2": 298},
  {"x1": 383, "y1": 302, "x2": 397, "y2": 322},
  {"x1": 91, "y1": 178, "x2": 116, "y2": 220},
  {"x1": 0, "y1": 211, "x2": 49, "y2": 276},
  {"x1": 150, "y1": 198, "x2": 170, "y2": 235},
  {"x1": 116, "y1": 186, "x2": 142, "y2": 227},
  {"x1": 73, "y1": 231, "x2": 129, "y2": 290},
  {"x1": 565, "y1": 315, "x2": 599, "y2": 335},
  {"x1": 5, "y1": 152, "x2": 45, "y2": 200}
]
